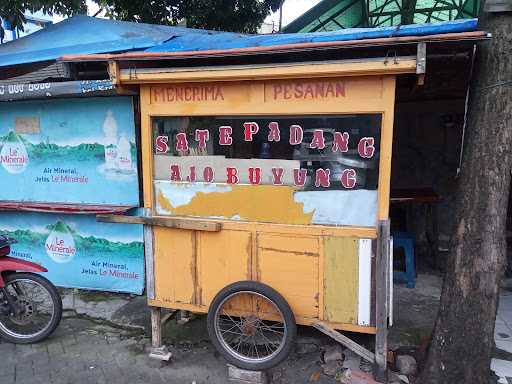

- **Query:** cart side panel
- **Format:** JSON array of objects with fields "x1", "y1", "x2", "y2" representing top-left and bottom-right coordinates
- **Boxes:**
[
  {"x1": 198, "y1": 229, "x2": 252, "y2": 305},
  {"x1": 153, "y1": 227, "x2": 196, "y2": 305},
  {"x1": 256, "y1": 233, "x2": 320, "y2": 319},
  {"x1": 324, "y1": 237, "x2": 359, "y2": 324}
]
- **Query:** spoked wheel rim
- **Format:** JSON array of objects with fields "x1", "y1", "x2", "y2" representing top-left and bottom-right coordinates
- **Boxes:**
[
  {"x1": 213, "y1": 290, "x2": 288, "y2": 364},
  {"x1": 0, "y1": 278, "x2": 56, "y2": 340}
]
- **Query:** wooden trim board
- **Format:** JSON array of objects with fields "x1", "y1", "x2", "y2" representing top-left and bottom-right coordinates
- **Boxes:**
[{"x1": 97, "y1": 214, "x2": 222, "y2": 231}]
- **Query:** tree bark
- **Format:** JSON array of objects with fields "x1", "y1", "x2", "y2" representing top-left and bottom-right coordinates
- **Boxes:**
[
  {"x1": 402, "y1": 0, "x2": 418, "y2": 25},
  {"x1": 418, "y1": 7, "x2": 512, "y2": 384}
]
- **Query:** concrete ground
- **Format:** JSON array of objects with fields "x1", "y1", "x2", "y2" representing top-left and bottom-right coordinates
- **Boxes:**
[
  {"x1": 0, "y1": 276, "x2": 510, "y2": 384},
  {"x1": 390, "y1": 274, "x2": 512, "y2": 384},
  {"x1": 0, "y1": 289, "x2": 379, "y2": 384},
  {"x1": 493, "y1": 279, "x2": 512, "y2": 384}
]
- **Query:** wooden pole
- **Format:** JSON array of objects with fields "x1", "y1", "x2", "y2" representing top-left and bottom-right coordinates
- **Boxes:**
[
  {"x1": 149, "y1": 306, "x2": 172, "y2": 361},
  {"x1": 279, "y1": 0, "x2": 285, "y2": 31},
  {"x1": 151, "y1": 306, "x2": 162, "y2": 348},
  {"x1": 374, "y1": 219, "x2": 390, "y2": 382}
]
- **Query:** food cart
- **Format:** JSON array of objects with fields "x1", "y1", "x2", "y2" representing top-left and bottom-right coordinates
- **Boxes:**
[
  {"x1": 110, "y1": 59, "x2": 412, "y2": 375},
  {"x1": 77, "y1": 18, "x2": 485, "y2": 380}
]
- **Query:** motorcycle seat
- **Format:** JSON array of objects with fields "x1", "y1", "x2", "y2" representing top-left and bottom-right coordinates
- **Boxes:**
[{"x1": 0, "y1": 235, "x2": 14, "y2": 256}]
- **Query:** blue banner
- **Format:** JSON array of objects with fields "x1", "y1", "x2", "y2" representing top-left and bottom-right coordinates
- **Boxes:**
[
  {"x1": 0, "y1": 97, "x2": 140, "y2": 206},
  {"x1": 0, "y1": 211, "x2": 145, "y2": 294}
]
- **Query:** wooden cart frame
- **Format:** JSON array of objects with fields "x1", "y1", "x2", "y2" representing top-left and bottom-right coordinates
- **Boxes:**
[{"x1": 103, "y1": 57, "x2": 418, "y2": 380}]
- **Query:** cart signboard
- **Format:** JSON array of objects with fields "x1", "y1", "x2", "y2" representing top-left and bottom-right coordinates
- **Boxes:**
[{"x1": 152, "y1": 114, "x2": 381, "y2": 227}]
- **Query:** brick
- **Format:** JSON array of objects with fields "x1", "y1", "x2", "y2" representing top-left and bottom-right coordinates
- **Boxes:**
[
  {"x1": 0, "y1": 342, "x2": 16, "y2": 353},
  {"x1": 32, "y1": 343, "x2": 49, "y2": 353},
  {"x1": 0, "y1": 363, "x2": 15, "y2": 376},
  {"x1": 227, "y1": 365, "x2": 268, "y2": 384},
  {"x1": 14, "y1": 366, "x2": 35, "y2": 383},
  {"x1": 30, "y1": 352, "x2": 50, "y2": 367},
  {"x1": 0, "y1": 373, "x2": 15, "y2": 384},
  {"x1": 47, "y1": 342, "x2": 65, "y2": 356}
]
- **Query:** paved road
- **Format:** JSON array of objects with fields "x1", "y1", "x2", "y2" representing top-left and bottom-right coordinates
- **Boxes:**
[
  {"x1": 2, "y1": 276, "x2": 509, "y2": 384},
  {"x1": 0, "y1": 315, "x2": 359, "y2": 384},
  {"x1": 493, "y1": 288, "x2": 512, "y2": 384},
  {"x1": 0, "y1": 316, "x2": 230, "y2": 384}
]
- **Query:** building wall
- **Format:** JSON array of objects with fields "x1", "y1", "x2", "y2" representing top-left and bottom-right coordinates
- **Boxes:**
[{"x1": 391, "y1": 99, "x2": 466, "y2": 267}]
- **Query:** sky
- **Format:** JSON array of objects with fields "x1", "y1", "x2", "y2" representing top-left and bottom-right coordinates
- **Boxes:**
[{"x1": 53, "y1": 0, "x2": 323, "y2": 30}]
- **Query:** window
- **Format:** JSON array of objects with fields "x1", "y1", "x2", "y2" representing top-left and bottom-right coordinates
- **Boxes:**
[
  {"x1": 152, "y1": 114, "x2": 382, "y2": 227},
  {"x1": 153, "y1": 115, "x2": 381, "y2": 190}
]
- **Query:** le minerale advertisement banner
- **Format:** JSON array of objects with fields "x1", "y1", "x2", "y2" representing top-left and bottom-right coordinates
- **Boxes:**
[
  {"x1": 0, "y1": 212, "x2": 145, "y2": 294},
  {"x1": 0, "y1": 97, "x2": 139, "y2": 206}
]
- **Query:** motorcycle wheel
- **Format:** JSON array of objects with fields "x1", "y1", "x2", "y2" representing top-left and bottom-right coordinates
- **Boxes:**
[{"x1": 0, "y1": 272, "x2": 62, "y2": 344}]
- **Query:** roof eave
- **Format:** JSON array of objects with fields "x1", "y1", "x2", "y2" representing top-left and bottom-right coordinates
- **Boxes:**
[{"x1": 58, "y1": 30, "x2": 489, "y2": 64}]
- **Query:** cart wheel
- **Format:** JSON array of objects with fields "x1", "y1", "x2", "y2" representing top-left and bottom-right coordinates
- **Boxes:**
[{"x1": 207, "y1": 281, "x2": 296, "y2": 371}]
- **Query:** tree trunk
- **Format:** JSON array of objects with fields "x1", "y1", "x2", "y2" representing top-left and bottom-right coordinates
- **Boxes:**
[
  {"x1": 418, "y1": 8, "x2": 512, "y2": 384},
  {"x1": 402, "y1": 0, "x2": 418, "y2": 25}
]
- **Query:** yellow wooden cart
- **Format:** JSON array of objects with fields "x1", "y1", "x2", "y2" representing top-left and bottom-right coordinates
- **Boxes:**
[
  {"x1": 136, "y1": 59, "x2": 414, "y2": 374},
  {"x1": 99, "y1": 56, "x2": 419, "y2": 377},
  {"x1": 63, "y1": 19, "x2": 487, "y2": 379}
]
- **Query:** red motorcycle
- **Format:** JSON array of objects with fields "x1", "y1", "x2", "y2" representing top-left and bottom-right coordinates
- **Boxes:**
[{"x1": 0, "y1": 235, "x2": 62, "y2": 343}]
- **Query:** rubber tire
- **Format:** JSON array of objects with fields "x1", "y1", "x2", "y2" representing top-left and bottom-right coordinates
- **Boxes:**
[
  {"x1": 207, "y1": 280, "x2": 296, "y2": 371},
  {"x1": 0, "y1": 272, "x2": 62, "y2": 344}
]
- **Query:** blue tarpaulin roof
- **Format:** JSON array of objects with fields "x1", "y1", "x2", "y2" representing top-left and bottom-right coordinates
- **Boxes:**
[
  {"x1": 0, "y1": 16, "x2": 478, "y2": 67},
  {"x1": 145, "y1": 18, "x2": 478, "y2": 52},
  {"x1": 0, "y1": 16, "x2": 216, "y2": 67}
]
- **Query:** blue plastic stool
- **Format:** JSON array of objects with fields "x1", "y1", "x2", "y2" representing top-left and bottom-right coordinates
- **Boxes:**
[{"x1": 392, "y1": 232, "x2": 415, "y2": 288}]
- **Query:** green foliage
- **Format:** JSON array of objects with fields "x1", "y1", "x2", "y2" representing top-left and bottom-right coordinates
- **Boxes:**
[
  {"x1": 180, "y1": 0, "x2": 282, "y2": 33},
  {"x1": 0, "y1": 132, "x2": 139, "y2": 160},
  {"x1": 0, "y1": 227, "x2": 144, "y2": 254},
  {"x1": 0, "y1": 0, "x2": 86, "y2": 31},
  {"x1": 1, "y1": 0, "x2": 282, "y2": 33}
]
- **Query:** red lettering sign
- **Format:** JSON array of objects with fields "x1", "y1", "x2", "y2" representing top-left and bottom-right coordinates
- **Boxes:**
[
  {"x1": 341, "y1": 169, "x2": 357, "y2": 188},
  {"x1": 175, "y1": 133, "x2": 189, "y2": 152},
  {"x1": 293, "y1": 169, "x2": 307, "y2": 186},
  {"x1": 243, "y1": 122, "x2": 259, "y2": 142},
  {"x1": 289, "y1": 125, "x2": 303, "y2": 145},
  {"x1": 358, "y1": 137, "x2": 375, "y2": 158},
  {"x1": 248, "y1": 167, "x2": 261, "y2": 185},
  {"x1": 152, "y1": 85, "x2": 224, "y2": 103},
  {"x1": 170, "y1": 165, "x2": 181, "y2": 181},
  {"x1": 203, "y1": 167, "x2": 214, "y2": 183},
  {"x1": 310, "y1": 129, "x2": 326, "y2": 150},
  {"x1": 267, "y1": 122, "x2": 280, "y2": 142},
  {"x1": 195, "y1": 130, "x2": 209, "y2": 149},
  {"x1": 271, "y1": 167, "x2": 284, "y2": 185},
  {"x1": 315, "y1": 168, "x2": 331, "y2": 188},
  {"x1": 272, "y1": 81, "x2": 346, "y2": 101},
  {"x1": 155, "y1": 136, "x2": 169, "y2": 153},
  {"x1": 219, "y1": 126, "x2": 233, "y2": 146},
  {"x1": 226, "y1": 167, "x2": 239, "y2": 184},
  {"x1": 332, "y1": 132, "x2": 349, "y2": 153}
]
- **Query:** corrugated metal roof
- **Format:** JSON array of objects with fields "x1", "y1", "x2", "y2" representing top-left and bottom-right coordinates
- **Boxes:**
[
  {"x1": 60, "y1": 30, "x2": 486, "y2": 63},
  {"x1": 1, "y1": 15, "x2": 478, "y2": 68},
  {"x1": 144, "y1": 18, "x2": 478, "y2": 52},
  {"x1": 0, "y1": 62, "x2": 68, "y2": 85},
  {"x1": 0, "y1": 15, "x2": 218, "y2": 68}
]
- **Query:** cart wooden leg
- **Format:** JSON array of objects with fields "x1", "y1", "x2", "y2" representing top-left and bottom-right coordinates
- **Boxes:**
[
  {"x1": 313, "y1": 322, "x2": 375, "y2": 363},
  {"x1": 149, "y1": 306, "x2": 172, "y2": 361},
  {"x1": 374, "y1": 219, "x2": 390, "y2": 382}
]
